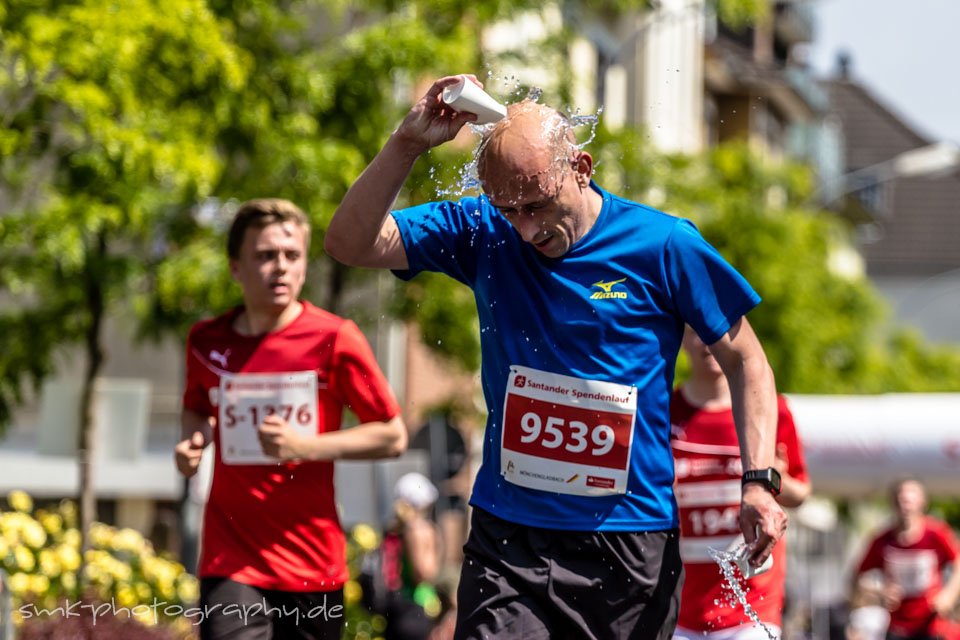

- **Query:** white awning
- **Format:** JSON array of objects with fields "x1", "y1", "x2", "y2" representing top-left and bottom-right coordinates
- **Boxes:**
[{"x1": 786, "y1": 394, "x2": 960, "y2": 497}]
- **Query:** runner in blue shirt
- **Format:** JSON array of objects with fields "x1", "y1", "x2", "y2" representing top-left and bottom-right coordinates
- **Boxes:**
[{"x1": 326, "y1": 74, "x2": 787, "y2": 640}]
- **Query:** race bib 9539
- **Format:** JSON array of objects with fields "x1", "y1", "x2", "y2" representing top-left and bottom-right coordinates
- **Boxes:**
[{"x1": 500, "y1": 365, "x2": 637, "y2": 496}]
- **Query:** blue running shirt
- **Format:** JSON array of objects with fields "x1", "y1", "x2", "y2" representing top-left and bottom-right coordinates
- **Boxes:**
[{"x1": 391, "y1": 184, "x2": 760, "y2": 531}]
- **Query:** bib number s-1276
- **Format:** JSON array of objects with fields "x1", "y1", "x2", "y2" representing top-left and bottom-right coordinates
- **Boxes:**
[{"x1": 218, "y1": 370, "x2": 317, "y2": 465}]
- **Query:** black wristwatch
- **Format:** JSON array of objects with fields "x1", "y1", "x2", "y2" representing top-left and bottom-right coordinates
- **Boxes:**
[{"x1": 742, "y1": 467, "x2": 782, "y2": 496}]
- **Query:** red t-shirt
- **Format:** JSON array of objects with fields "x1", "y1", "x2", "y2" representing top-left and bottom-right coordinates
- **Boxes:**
[
  {"x1": 182, "y1": 302, "x2": 400, "y2": 592},
  {"x1": 670, "y1": 390, "x2": 808, "y2": 632},
  {"x1": 856, "y1": 517, "x2": 960, "y2": 637}
]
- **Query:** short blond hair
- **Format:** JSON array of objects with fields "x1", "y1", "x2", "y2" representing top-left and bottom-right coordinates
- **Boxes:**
[{"x1": 227, "y1": 198, "x2": 310, "y2": 259}]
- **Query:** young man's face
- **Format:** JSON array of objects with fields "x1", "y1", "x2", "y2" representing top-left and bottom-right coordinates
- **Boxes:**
[
  {"x1": 682, "y1": 327, "x2": 724, "y2": 378},
  {"x1": 230, "y1": 221, "x2": 308, "y2": 313},
  {"x1": 893, "y1": 480, "x2": 927, "y2": 521}
]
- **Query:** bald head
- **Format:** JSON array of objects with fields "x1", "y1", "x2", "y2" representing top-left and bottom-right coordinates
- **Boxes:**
[
  {"x1": 477, "y1": 100, "x2": 579, "y2": 195},
  {"x1": 474, "y1": 99, "x2": 600, "y2": 258}
]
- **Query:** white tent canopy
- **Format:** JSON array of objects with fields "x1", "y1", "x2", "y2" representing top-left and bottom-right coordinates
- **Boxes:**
[{"x1": 786, "y1": 394, "x2": 960, "y2": 497}]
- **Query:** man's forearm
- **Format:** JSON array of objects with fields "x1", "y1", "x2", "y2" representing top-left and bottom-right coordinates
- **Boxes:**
[
  {"x1": 940, "y1": 558, "x2": 960, "y2": 607},
  {"x1": 295, "y1": 416, "x2": 408, "y2": 461},
  {"x1": 729, "y1": 356, "x2": 778, "y2": 472},
  {"x1": 777, "y1": 474, "x2": 811, "y2": 508}
]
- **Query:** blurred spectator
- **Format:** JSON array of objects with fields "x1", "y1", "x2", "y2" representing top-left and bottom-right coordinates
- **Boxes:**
[
  {"x1": 847, "y1": 571, "x2": 892, "y2": 640},
  {"x1": 850, "y1": 476, "x2": 960, "y2": 640},
  {"x1": 363, "y1": 472, "x2": 447, "y2": 640},
  {"x1": 671, "y1": 326, "x2": 811, "y2": 639}
]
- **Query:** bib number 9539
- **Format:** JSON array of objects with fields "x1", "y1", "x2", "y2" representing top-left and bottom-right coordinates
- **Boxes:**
[
  {"x1": 518, "y1": 412, "x2": 615, "y2": 456},
  {"x1": 500, "y1": 366, "x2": 636, "y2": 497}
]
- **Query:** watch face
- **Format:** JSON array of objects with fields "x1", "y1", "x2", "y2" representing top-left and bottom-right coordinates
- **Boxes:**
[
  {"x1": 770, "y1": 468, "x2": 782, "y2": 492},
  {"x1": 744, "y1": 468, "x2": 781, "y2": 495}
]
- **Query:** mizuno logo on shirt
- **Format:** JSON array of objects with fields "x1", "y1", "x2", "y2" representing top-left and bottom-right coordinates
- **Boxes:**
[{"x1": 590, "y1": 278, "x2": 628, "y2": 299}]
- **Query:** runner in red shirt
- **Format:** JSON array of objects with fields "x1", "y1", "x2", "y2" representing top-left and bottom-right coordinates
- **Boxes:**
[
  {"x1": 671, "y1": 326, "x2": 811, "y2": 639},
  {"x1": 174, "y1": 198, "x2": 407, "y2": 640},
  {"x1": 852, "y1": 477, "x2": 960, "y2": 640}
]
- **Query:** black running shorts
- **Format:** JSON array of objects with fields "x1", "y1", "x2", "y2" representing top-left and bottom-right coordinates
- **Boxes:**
[{"x1": 454, "y1": 507, "x2": 683, "y2": 640}]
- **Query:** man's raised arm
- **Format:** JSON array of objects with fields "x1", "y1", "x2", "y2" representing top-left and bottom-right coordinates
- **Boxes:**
[{"x1": 325, "y1": 75, "x2": 479, "y2": 269}]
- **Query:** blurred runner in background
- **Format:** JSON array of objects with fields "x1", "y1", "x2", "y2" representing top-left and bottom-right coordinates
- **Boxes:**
[
  {"x1": 851, "y1": 477, "x2": 960, "y2": 640},
  {"x1": 672, "y1": 326, "x2": 811, "y2": 639},
  {"x1": 175, "y1": 198, "x2": 407, "y2": 640}
]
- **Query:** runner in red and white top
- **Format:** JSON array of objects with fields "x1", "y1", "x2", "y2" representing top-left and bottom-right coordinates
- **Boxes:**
[
  {"x1": 852, "y1": 477, "x2": 960, "y2": 640},
  {"x1": 671, "y1": 326, "x2": 810, "y2": 640},
  {"x1": 174, "y1": 199, "x2": 406, "y2": 640}
]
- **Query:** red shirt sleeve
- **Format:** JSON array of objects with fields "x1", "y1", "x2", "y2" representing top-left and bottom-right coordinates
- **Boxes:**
[
  {"x1": 776, "y1": 396, "x2": 809, "y2": 483},
  {"x1": 330, "y1": 320, "x2": 401, "y2": 424},
  {"x1": 931, "y1": 518, "x2": 960, "y2": 565},
  {"x1": 857, "y1": 533, "x2": 888, "y2": 574}
]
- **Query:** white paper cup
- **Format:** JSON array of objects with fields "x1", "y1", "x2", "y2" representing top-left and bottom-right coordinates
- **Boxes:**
[
  {"x1": 728, "y1": 534, "x2": 774, "y2": 579},
  {"x1": 442, "y1": 76, "x2": 507, "y2": 125}
]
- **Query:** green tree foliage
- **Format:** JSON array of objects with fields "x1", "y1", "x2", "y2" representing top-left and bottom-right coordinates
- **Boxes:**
[
  {"x1": 0, "y1": 0, "x2": 250, "y2": 547},
  {"x1": 593, "y1": 136, "x2": 960, "y2": 392},
  {"x1": 0, "y1": 0, "x2": 246, "y2": 424},
  {"x1": 0, "y1": 0, "x2": 548, "y2": 561},
  {"x1": 395, "y1": 115, "x2": 960, "y2": 393},
  {"x1": 144, "y1": 0, "x2": 548, "y2": 332}
]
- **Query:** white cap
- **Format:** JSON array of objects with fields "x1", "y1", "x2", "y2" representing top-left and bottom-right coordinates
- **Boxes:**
[
  {"x1": 393, "y1": 472, "x2": 439, "y2": 510},
  {"x1": 848, "y1": 606, "x2": 890, "y2": 640}
]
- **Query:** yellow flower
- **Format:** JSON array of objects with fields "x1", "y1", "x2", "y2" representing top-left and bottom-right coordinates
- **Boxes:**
[
  {"x1": 1, "y1": 513, "x2": 22, "y2": 546},
  {"x1": 155, "y1": 578, "x2": 176, "y2": 601},
  {"x1": 142, "y1": 555, "x2": 179, "y2": 588},
  {"x1": 83, "y1": 553, "x2": 108, "y2": 585},
  {"x1": 22, "y1": 518, "x2": 47, "y2": 549},
  {"x1": 112, "y1": 527, "x2": 147, "y2": 553},
  {"x1": 29, "y1": 574, "x2": 50, "y2": 594},
  {"x1": 344, "y1": 579, "x2": 362, "y2": 605},
  {"x1": 58, "y1": 500, "x2": 78, "y2": 528},
  {"x1": 88, "y1": 551, "x2": 130, "y2": 583},
  {"x1": 133, "y1": 606, "x2": 157, "y2": 626},
  {"x1": 116, "y1": 584, "x2": 139, "y2": 608},
  {"x1": 39, "y1": 512, "x2": 63, "y2": 536},
  {"x1": 136, "y1": 581, "x2": 152, "y2": 601},
  {"x1": 38, "y1": 549, "x2": 61, "y2": 577},
  {"x1": 61, "y1": 571, "x2": 77, "y2": 592},
  {"x1": 352, "y1": 524, "x2": 379, "y2": 552},
  {"x1": 14, "y1": 545, "x2": 35, "y2": 572},
  {"x1": 84, "y1": 548, "x2": 108, "y2": 564},
  {"x1": 7, "y1": 490, "x2": 33, "y2": 513},
  {"x1": 7, "y1": 572, "x2": 30, "y2": 595},
  {"x1": 112, "y1": 560, "x2": 132, "y2": 582},
  {"x1": 58, "y1": 544, "x2": 81, "y2": 572},
  {"x1": 177, "y1": 576, "x2": 199, "y2": 603},
  {"x1": 88, "y1": 522, "x2": 114, "y2": 548},
  {"x1": 0, "y1": 535, "x2": 8, "y2": 558},
  {"x1": 62, "y1": 528, "x2": 81, "y2": 549}
]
